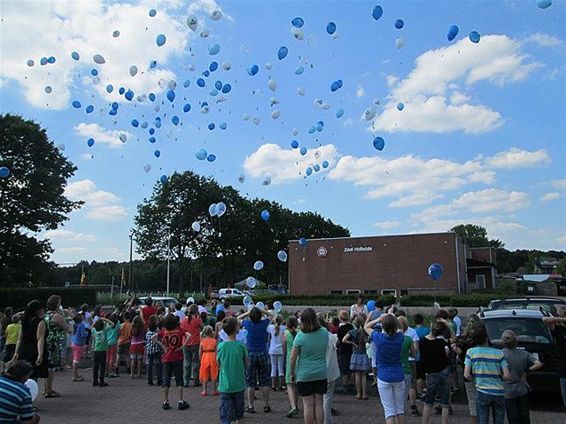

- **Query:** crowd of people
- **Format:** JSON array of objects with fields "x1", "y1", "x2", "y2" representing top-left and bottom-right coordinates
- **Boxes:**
[{"x1": 0, "y1": 293, "x2": 565, "y2": 424}]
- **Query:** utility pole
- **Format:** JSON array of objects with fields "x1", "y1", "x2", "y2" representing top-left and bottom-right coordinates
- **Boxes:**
[
  {"x1": 129, "y1": 231, "x2": 134, "y2": 293},
  {"x1": 166, "y1": 230, "x2": 171, "y2": 297}
]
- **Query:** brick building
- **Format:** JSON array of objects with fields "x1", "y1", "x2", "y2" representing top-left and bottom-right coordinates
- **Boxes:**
[{"x1": 288, "y1": 232, "x2": 469, "y2": 296}]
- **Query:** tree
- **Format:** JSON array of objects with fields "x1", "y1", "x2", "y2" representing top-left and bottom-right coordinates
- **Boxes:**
[
  {"x1": 0, "y1": 115, "x2": 81, "y2": 286},
  {"x1": 450, "y1": 224, "x2": 504, "y2": 249}
]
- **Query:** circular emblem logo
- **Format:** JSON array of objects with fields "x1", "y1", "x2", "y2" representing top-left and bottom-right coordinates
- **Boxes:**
[{"x1": 317, "y1": 246, "x2": 328, "y2": 257}]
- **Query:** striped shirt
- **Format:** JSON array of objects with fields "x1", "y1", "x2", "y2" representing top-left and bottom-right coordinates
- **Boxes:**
[
  {"x1": 145, "y1": 330, "x2": 162, "y2": 355},
  {"x1": 0, "y1": 376, "x2": 34, "y2": 423},
  {"x1": 465, "y1": 346, "x2": 508, "y2": 396}
]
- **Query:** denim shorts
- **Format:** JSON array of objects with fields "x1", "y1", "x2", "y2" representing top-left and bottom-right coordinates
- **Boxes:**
[
  {"x1": 162, "y1": 360, "x2": 183, "y2": 388},
  {"x1": 220, "y1": 391, "x2": 245, "y2": 424},
  {"x1": 245, "y1": 351, "x2": 271, "y2": 387},
  {"x1": 425, "y1": 367, "x2": 450, "y2": 407}
]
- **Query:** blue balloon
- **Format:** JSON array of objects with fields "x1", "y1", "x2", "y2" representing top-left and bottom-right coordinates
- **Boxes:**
[
  {"x1": 291, "y1": 140, "x2": 299, "y2": 149},
  {"x1": 221, "y1": 83, "x2": 231, "y2": 93},
  {"x1": 149, "y1": 127, "x2": 156, "y2": 135},
  {"x1": 306, "y1": 167, "x2": 313, "y2": 176},
  {"x1": 131, "y1": 119, "x2": 139, "y2": 127},
  {"x1": 206, "y1": 154, "x2": 216, "y2": 162},
  {"x1": 47, "y1": 56, "x2": 56, "y2": 64},
  {"x1": 197, "y1": 78, "x2": 205, "y2": 87},
  {"x1": 208, "y1": 123, "x2": 215, "y2": 130},
  {"x1": 40, "y1": 57, "x2": 48, "y2": 66},
  {"x1": 300, "y1": 146, "x2": 307, "y2": 156},
  {"x1": 373, "y1": 136, "x2": 385, "y2": 151},
  {"x1": 196, "y1": 149, "x2": 207, "y2": 160},
  {"x1": 298, "y1": 237, "x2": 308, "y2": 247},
  {"x1": 154, "y1": 150, "x2": 160, "y2": 158},
  {"x1": 72, "y1": 100, "x2": 81, "y2": 108},
  {"x1": 149, "y1": 136, "x2": 156, "y2": 143},
  {"x1": 166, "y1": 90, "x2": 175, "y2": 102},
  {"x1": 336, "y1": 108, "x2": 344, "y2": 118},
  {"x1": 141, "y1": 121, "x2": 148, "y2": 129},
  {"x1": 118, "y1": 87, "x2": 125, "y2": 95},
  {"x1": 308, "y1": 126, "x2": 315, "y2": 134},
  {"x1": 469, "y1": 31, "x2": 481, "y2": 43},
  {"x1": 261, "y1": 209, "x2": 270, "y2": 221},
  {"x1": 149, "y1": 93, "x2": 156, "y2": 101},
  {"x1": 109, "y1": 109, "x2": 117, "y2": 116},
  {"x1": 91, "y1": 69, "x2": 98, "y2": 76},
  {"x1": 106, "y1": 84, "x2": 113, "y2": 93},
  {"x1": 160, "y1": 175, "x2": 168, "y2": 183},
  {"x1": 203, "y1": 70, "x2": 210, "y2": 77},
  {"x1": 0, "y1": 167, "x2": 10, "y2": 178},
  {"x1": 247, "y1": 64, "x2": 259, "y2": 76},
  {"x1": 183, "y1": 79, "x2": 191, "y2": 88},
  {"x1": 397, "y1": 102, "x2": 404, "y2": 111},
  {"x1": 537, "y1": 0, "x2": 552, "y2": 9},
  {"x1": 447, "y1": 24, "x2": 459, "y2": 41},
  {"x1": 428, "y1": 263, "x2": 443, "y2": 281},
  {"x1": 219, "y1": 122, "x2": 227, "y2": 130},
  {"x1": 326, "y1": 22, "x2": 337, "y2": 35},
  {"x1": 295, "y1": 66, "x2": 304, "y2": 75},
  {"x1": 322, "y1": 160, "x2": 329, "y2": 169},
  {"x1": 150, "y1": 60, "x2": 157, "y2": 68},
  {"x1": 316, "y1": 123, "x2": 323, "y2": 132},
  {"x1": 215, "y1": 80, "x2": 223, "y2": 90},
  {"x1": 278, "y1": 46, "x2": 288, "y2": 60},
  {"x1": 313, "y1": 164, "x2": 320, "y2": 172},
  {"x1": 394, "y1": 19, "x2": 404, "y2": 29},
  {"x1": 149, "y1": 8, "x2": 156, "y2": 17},
  {"x1": 209, "y1": 43, "x2": 220, "y2": 55},
  {"x1": 85, "y1": 105, "x2": 94, "y2": 113},
  {"x1": 111, "y1": 102, "x2": 119, "y2": 110},
  {"x1": 71, "y1": 51, "x2": 80, "y2": 61},
  {"x1": 153, "y1": 121, "x2": 160, "y2": 129},
  {"x1": 171, "y1": 116, "x2": 179, "y2": 125},
  {"x1": 156, "y1": 34, "x2": 166, "y2": 47},
  {"x1": 183, "y1": 103, "x2": 191, "y2": 113},
  {"x1": 367, "y1": 300, "x2": 376, "y2": 312},
  {"x1": 209, "y1": 61, "x2": 218, "y2": 72},
  {"x1": 372, "y1": 5, "x2": 383, "y2": 21},
  {"x1": 291, "y1": 17, "x2": 304, "y2": 28},
  {"x1": 87, "y1": 138, "x2": 94, "y2": 147},
  {"x1": 125, "y1": 90, "x2": 134, "y2": 101}
]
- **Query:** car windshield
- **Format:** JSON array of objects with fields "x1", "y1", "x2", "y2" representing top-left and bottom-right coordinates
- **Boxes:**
[
  {"x1": 492, "y1": 301, "x2": 557, "y2": 313},
  {"x1": 484, "y1": 318, "x2": 552, "y2": 345}
]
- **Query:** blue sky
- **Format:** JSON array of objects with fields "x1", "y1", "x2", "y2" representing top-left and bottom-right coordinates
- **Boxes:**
[{"x1": 1, "y1": 0, "x2": 565, "y2": 264}]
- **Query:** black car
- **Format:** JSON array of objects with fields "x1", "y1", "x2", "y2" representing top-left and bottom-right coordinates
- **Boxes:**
[
  {"x1": 486, "y1": 296, "x2": 566, "y2": 315},
  {"x1": 479, "y1": 309, "x2": 559, "y2": 395}
]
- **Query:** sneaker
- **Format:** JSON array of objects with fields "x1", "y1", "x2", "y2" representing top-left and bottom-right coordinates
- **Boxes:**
[
  {"x1": 109, "y1": 373, "x2": 118, "y2": 378},
  {"x1": 162, "y1": 402, "x2": 170, "y2": 410},
  {"x1": 410, "y1": 406, "x2": 420, "y2": 417},
  {"x1": 99, "y1": 382, "x2": 108, "y2": 387},
  {"x1": 92, "y1": 381, "x2": 98, "y2": 387},
  {"x1": 286, "y1": 408, "x2": 298, "y2": 418},
  {"x1": 178, "y1": 400, "x2": 190, "y2": 410}
]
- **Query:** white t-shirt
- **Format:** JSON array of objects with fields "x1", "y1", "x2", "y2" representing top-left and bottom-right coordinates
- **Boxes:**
[
  {"x1": 454, "y1": 316, "x2": 462, "y2": 337},
  {"x1": 326, "y1": 332, "x2": 341, "y2": 382},
  {"x1": 267, "y1": 324, "x2": 286, "y2": 355},
  {"x1": 404, "y1": 327, "x2": 419, "y2": 362},
  {"x1": 174, "y1": 310, "x2": 185, "y2": 320}
]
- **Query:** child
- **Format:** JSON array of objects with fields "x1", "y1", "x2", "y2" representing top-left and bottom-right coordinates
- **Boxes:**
[
  {"x1": 117, "y1": 311, "x2": 132, "y2": 375},
  {"x1": 154, "y1": 313, "x2": 190, "y2": 410},
  {"x1": 464, "y1": 324, "x2": 510, "y2": 424},
  {"x1": 199, "y1": 325, "x2": 218, "y2": 396},
  {"x1": 146, "y1": 315, "x2": 163, "y2": 386},
  {"x1": 70, "y1": 313, "x2": 88, "y2": 382},
  {"x1": 105, "y1": 314, "x2": 120, "y2": 378},
  {"x1": 282, "y1": 316, "x2": 300, "y2": 418},
  {"x1": 501, "y1": 330, "x2": 542, "y2": 424},
  {"x1": 413, "y1": 313, "x2": 429, "y2": 399},
  {"x1": 267, "y1": 315, "x2": 286, "y2": 391},
  {"x1": 342, "y1": 314, "x2": 370, "y2": 400},
  {"x1": 398, "y1": 316, "x2": 418, "y2": 417},
  {"x1": 91, "y1": 317, "x2": 113, "y2": 387},
  {"x1": 217, "y1": 317, "x2": 248, "y2": 424},
  {"x1": 3, "y1": 314, "x2": 21, "y2": 365},
  {"x1": 130, "y1": 315, "x2": 145, "y2": 379},
  {"x1": 336, "y1": 310, "x2": 354, "y2": 392}
]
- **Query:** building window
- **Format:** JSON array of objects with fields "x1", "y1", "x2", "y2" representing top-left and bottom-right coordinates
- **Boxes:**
[
  {"x1": 330, "y1": 290, "x2": 343, "y2": 295},
  {"x1": 381, "y1": 289, "x2": 397, "y2": 297},
  {"x1": 364, "y1": 290, "x2": 379, "y2": 294},
  {"x1": 476, "y1": 275, "x2": 486, "y2": 287},
  {"x1": 345, "y1": 289, "x2": 362, "y2": 295}
]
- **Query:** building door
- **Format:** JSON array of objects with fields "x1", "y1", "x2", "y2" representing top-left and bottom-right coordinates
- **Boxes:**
[{"x1": 475, "y1": 274, "x2": 486, "y2": 289}]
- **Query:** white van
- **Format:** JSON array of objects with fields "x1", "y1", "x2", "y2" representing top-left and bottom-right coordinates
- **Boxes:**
[{"x1": 212, "y1": 288, "x2": 245, "y2": 301}]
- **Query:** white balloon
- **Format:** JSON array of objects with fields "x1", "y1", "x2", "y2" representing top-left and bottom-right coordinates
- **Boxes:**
[
  {"x1": 292, "y1": 128, "x2": 299, "y2": 136},
  {"x1": 265, "y1": 62, "x2": 272, "y2": 70},
  {"x1": 158, "y1": 78, "x2": 167, "y2": 89},
  {"x1": 222, "y1": 62, "x2": 232, "y2": 71},
  {"x1": 292, "y1": 27, "x2": 304, "y2": 40},
  {"x1": 321, "y1": 103, "x2": 330, "y2": 110},
  {"x1": 129, "y1": 65, "x2": 138, "y2": 77},
  {"x1": 262, "y1": 177, "x2": 271, "y2": 186},
  {"x1": 57, "y1": 143, "x2": 65, "y2": 151},
  {"x1": 253, "y1": 116, "x2": 260, "y2": 125},
  {"x1": 395, "y1": 36, "x2": 405, "y2": 49},
  {"x1": 191, "y1": 221, "x2": 201, "y2": 232},
  {"x1": 246, "y1": 276, "x2": 257, "y2": 289},
  {"x1": 144, "y1": 164, "x2": 151, "y2": 173},
  {"x1": 216, "y1": 202, "x2": 227, "y2": 217},
  {"x1": 256, "y1": 301, "x2": 265, "y2": 310},
  {"x1": 297, "y1": 87, "x2": 305, "y2": 96},
  {"x1": 238, "y1": 174, "x2": 245, "y2": 183},
  {"x1": 364, "y1": 108, "x2": 376, "y2": 121},
  {"x1": 314, "y1": 150, "x2": 321, "y2": 159},
  {"x1": 24, "y1": 379, "x2": 39, "y2": 401},
  {"x1": 200, "y1": 29, "x2": 210, "y2": 38},
  {"x1": 243, "y1": 295, "x2": 252, "y2": 307},
  {"x1": 273, "y1": 301, "x2": 283, "y2": 313},
  {"x1": 201, "y1": 105, "x2": 209, "y2": 114},
  {"x1": 210, "y1": 10, "x2": 222, "y2": 20},
  {"x1": 270, "y1": 97, "x2": 279, "y2": 106},
  {"x1": 242, "y1": 113, "x2": 250, "y2": 121},
  {"x1": 187, "y1": 15, "x2": 198, "y2": 31},
  {"x1": 268, "y1": 79, "x2": 277, "y2": 91},
  {"x1": 188, "y1": 64, "x2": 196, "y2": 71},
  {"x1": 119, "y1": 133, "x2": 127, "y2": 143},
  {"x1": 271, "y1": 110, "x2": 280, "y2": 119}
]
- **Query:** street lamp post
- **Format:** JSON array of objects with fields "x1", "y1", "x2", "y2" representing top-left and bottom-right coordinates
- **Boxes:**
[
  {"x1": 129, "y1": 231, "x2": 134, "y2": 293},
  {"x1": 166, "y1": 230, "x2": 171, "y2": 297}
]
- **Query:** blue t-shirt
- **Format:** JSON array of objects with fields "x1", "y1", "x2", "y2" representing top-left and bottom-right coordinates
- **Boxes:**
[
  {"x1": 72, "y1": 321, "x2": 88, "y2": 346},
  {"x1": 372, "y1": 331, "x2": 404, "y2": 383},
  {"x1": 242, "y1": 319, "x2": 270, "y2": 353}
]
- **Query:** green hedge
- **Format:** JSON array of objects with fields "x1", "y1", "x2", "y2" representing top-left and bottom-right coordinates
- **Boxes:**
[
  {"x1": 0, "y1": 287, "x2": 97, "y2": 311},
  {"x1": 223, "y1": 294, "x2": 397, "y2": 307},
  {"x1": 400, "y1": 293, "x2": 496, "y2": 307}
]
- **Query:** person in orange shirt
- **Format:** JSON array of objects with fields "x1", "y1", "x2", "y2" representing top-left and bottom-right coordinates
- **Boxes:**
[
  {"x1": 117, "y1": 311, "x2": 132, "y2": 375},
  {"x1": 199, "y1": 326, "x2": 218, "y2": 396}
]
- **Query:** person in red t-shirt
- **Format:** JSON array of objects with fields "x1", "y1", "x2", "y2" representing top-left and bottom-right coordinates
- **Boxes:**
[
  {"x1": 141, "y1": 298, "x2": 157, "y2": 328},
  {"x1": 180, "y1": 304, "x2": 203, "y2": 387},
  {"x1": 154, "y1": 314, "x2": 191, "y2": 410}
]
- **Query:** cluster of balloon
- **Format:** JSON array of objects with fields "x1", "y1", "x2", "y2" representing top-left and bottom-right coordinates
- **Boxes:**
[
  {"x1": 0, "y1": 167, "x2": 10, "y2": 178},
  {"x1": 253, "y1": 260, "x2": 264, "y2": 271},
  {"x1": 209, "y1": 202, "x2": 227, "y2": 217},
  {"x1": 277, "y1": 250, "x2": 288, "y2": 262},
  {"x1": 428, "y1": 263, "x2": 443, "y2": 281},
  {"x1": 260, "y1": 209, "x2": 270, "y2": 221},
  {"x1": 367, "y1": 300, "x2": 376, "y2": 312},
  {"x1": 246, "y1": 276, "x2": 257, "y2": 289}
]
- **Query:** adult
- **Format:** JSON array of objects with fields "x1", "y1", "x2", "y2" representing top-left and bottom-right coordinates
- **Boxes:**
[
  {"x1": 542, "y1": 305, "x2": 566, "y2": 408},
  {"x1": 11, "y1": 301, "x2": 48, "y2": 389},
  {"x1": 0, "y1": 360, "x2": 40, "y2": 423},
  {"x1": 238, "y1": 307, "x2": 273, "y2": 413},
  {"x1": 173, "y1": 303, "x2": 185, "y2": 321},
  {"x1": 365, "y1": 312, "x2": 405, "y2": 424},
  {"x1": 349, "y1": 295, "x2": 368, "y2": 319},
  {"x1": 290, "y1": 308, "x2": 328, "y2": 424},
  {"x1": 335, "y1": 310, "x2": 354, "y2": 392},
  {"x1": 44, "y1": 295, "x2": 70, "y2": 397},
  {"x1": 180, "y1": 304, "x2": 203, "y2": 387}
]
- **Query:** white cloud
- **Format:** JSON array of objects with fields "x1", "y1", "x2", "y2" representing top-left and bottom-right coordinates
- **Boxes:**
[
  {"x1": 487, "y1": 147, "x2": 550, "y2": 169},
  {"x1": 74, "y1": 123, "x2": 132, "y2": 149},
  {"x1": 524, "y1": 33, "x2": 562, "y2": 47},
  {"x1": 243, "y1": 143, "x2": 338, "y2": 184},
  {"x1": 356, "y1": 85, "x2": 365, "y2": 98},
  {"x1": 65, "y1": 179, "x2": 126, "y2": 220},
  {"x1": 372, "y1": 220, "x2": 401, "y2": 230},
  {"x1": 44, "y1": 229, "x2": 97, "y2": 243},
  {"x1": 540, "y1": 192, "x2": 561, "y2": 202},
  {"x1": 372, "y1": 35, "x2": 542, "y2": 134},
  {"x1": 552, "y1": 179, "x2": 566, "y2": 189},
  {"x1": 56, "y1": 247, "x2": 88, "y2": 254},
  {"x1": 0, "y1": 0, "x2": 224, "y2": 109},
  {"x1": 558, "y1": 235, "x2": 566, "y2": 244}
]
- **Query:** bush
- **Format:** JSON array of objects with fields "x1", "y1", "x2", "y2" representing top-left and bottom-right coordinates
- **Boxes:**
[
  {"x1": 400, "y1": 293, "x2": 496, "y2": 307},
  {"x1": 0, "y1": 287, "x2": 97, "y2": 311},
  {"x1": 221, "y1": 294, "x2": 396, "y2": 307}
]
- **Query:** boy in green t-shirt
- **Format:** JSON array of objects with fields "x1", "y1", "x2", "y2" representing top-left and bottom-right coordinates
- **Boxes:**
[
  {"x1": 91, "y1": 317, "x2": 113, "y2": 387},
  {"x1": 217, "y1": 317, "x2": 248, "y2": 424}
]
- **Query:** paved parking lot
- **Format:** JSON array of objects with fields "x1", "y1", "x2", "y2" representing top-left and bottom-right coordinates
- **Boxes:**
[{"x1": 36, "y1": 370, "x2": 565, "y2": 424}]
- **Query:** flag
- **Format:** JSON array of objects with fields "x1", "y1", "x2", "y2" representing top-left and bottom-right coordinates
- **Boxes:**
[
  {"x1": 121, "y1": 267, "x2": 127, "y2": 287},
  {"x1": 80, "y1": 266, "x2": 88, "y2": 287}
]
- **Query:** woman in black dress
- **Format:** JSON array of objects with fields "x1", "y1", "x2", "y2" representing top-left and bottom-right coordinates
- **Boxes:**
[{"x1": 11, "y1": 300, "x2": 49, "y2": 383}]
